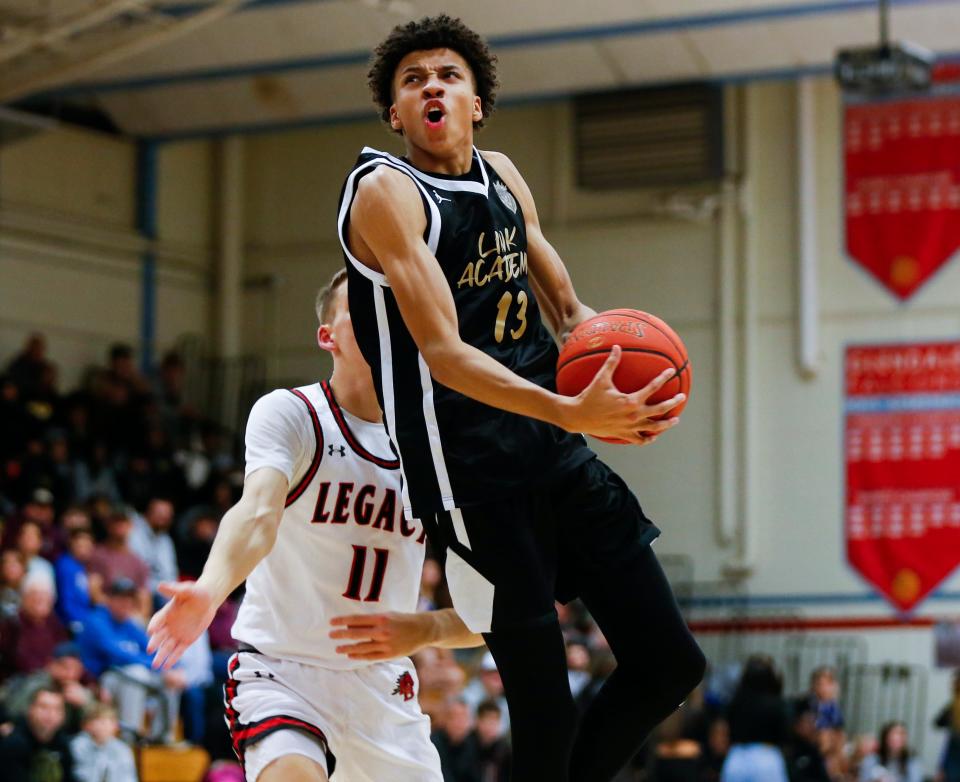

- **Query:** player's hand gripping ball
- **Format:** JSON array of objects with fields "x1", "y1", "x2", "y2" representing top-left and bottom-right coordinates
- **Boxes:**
[{"x1": 556, "y1": 309, "x2": 692, "y2": 444}]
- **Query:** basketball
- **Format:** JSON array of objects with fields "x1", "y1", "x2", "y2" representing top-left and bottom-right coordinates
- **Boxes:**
[{"x1": 556, "y1": 309, "x2": 692, "y2": 442}]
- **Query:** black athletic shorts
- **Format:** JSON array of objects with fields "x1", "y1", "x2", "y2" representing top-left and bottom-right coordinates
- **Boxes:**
[{"x1": 421, "y1": 457, "x2": 661, "y2": 632}]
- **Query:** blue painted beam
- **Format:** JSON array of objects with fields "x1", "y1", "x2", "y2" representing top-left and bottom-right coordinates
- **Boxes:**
[
  {"x1": 163, "y1": 0, "x2": 329, "y2": 16},
  {"x1": 136, "y1": 140, "x2": 159, "y2": 373},
  {"x1": 147, "y1": 50, "x2": 960, "y2": 143},
  {"x1": 46, "y1": 0, "x2": 955, "y2": 97}
]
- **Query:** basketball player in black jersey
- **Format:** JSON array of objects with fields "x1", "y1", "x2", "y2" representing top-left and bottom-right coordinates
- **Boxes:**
[{"x1": 338, "y1": 15, "x2": 705, "y2": 782}]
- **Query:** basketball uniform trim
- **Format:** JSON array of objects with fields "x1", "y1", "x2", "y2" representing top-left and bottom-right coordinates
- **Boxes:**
[
  {"x1": 318, "y1": 381, "x2": 400, "y2": 470},
  {"x1": 284, "y1": 389, "x2": 323, "y2": 508},
  {"x1": 224, "y1": 655, "x2": 336, "y2": 775},
  {"x1": 417, "y1": 354, "x2": 455, "y2": 510},
  {"x1": 339, "y1": 152, "x2": 459, "y2": 514},
  {"x1": 360, "y1": 146, "x2": 490, "y2": 196},
  {"x1": 372, "y1": 285, "x2": 412, "y2": 515},
  {"x1": 338, "y1": 157, "x2": 442, "y2": 285}
]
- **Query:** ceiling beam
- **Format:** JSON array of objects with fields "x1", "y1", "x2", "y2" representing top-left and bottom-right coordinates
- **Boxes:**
[
  {"x1": 0, "y1": 0, "x2": 257, "y2": 103},
  {"x1": 38, "y1": 0, "x2": 956, "y2": 98}
]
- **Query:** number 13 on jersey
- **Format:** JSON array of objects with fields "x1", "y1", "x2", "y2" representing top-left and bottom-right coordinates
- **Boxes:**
[{"x1": 494, "y1": 290, "x2": 528, "y2": 343}]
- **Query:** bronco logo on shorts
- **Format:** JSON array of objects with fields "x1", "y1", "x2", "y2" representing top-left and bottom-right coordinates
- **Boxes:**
[{"x1": 392, "y1": 672, "x2": 416, "y2": 701}]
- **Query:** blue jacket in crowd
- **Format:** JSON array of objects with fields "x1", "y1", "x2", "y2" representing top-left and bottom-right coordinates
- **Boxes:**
[
  {"x1": 76, "y1": 606, "x2": 153, "y2": 677},
  {"x1": 54, "y1": 553, "x2": 92, "y2": 632}
]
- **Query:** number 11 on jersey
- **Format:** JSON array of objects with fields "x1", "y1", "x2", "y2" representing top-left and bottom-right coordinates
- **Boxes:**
[{"x1": 343, "y1": 545, "x2": 390, "y2": 602}]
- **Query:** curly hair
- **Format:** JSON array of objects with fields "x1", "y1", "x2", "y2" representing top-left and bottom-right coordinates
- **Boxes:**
[{"x1": 368, "y1": 14, "x2": 499, "y2": 132}]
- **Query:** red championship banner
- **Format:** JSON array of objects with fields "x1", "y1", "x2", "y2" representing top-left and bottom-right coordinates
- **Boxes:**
[
  {"x1": 846, "y1": 342, "x2": 960, "y2": 611},
  {"x1": 845, "y1": 96, "x2": 960, "y2": 300}
]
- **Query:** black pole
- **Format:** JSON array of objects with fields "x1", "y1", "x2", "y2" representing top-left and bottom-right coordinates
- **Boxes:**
[{"x1": 879, "y1": 0, "x2": 890, "y2": 47}]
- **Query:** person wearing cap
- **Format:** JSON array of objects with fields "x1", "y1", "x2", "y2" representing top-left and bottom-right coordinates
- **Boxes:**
[
  {"x1": 461, "y1": 651, "x2": 510, "y2": 738},
  {"x1": 4, "y1": 642, "x2": 94, "y2": 735},
  {"x1": 77, "y1": 577, "x2": 186, "y2": 744}
]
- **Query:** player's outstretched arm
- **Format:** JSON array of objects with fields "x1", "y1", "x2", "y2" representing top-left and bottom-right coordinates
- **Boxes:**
[
  {"x1": 147, "y1": 466, "x2": 288, "y2": 669},
  {"x1": 351, "y1": 169, "x2": 678, "y2": 444},
  {"x1": 328, "y1": 609, "x2": 484, "y2": 661}
]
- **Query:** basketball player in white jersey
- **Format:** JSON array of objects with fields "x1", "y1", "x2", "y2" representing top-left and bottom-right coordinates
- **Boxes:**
[{"x1": 145, "y1": 270, "x2": 480, "y2": 782}]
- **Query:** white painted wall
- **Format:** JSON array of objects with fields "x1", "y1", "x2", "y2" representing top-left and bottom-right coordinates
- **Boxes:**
[{"x1": 0, "y1": 128, "x2": 214, "y2": 387}]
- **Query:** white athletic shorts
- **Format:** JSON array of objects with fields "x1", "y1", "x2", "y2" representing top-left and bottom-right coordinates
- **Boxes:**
[{"x1": 224, "y1": 649, "x2": 443, "y2": 782}]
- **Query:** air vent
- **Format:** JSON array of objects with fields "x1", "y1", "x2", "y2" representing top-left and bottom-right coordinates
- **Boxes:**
[{"x1": 574, "y1": 83, "x2": 723, "y2": 190}]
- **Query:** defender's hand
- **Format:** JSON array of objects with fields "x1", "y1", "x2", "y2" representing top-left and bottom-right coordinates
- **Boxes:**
[
  {"x1": 147, "y1": 581, "x2": 217, "y2": 670},
  {"x1": 562, "y1": 346, "x2": 684, "y2": 444},
  {"x1": 330, "y1": 612, "x2": 435, "y2": 661}
]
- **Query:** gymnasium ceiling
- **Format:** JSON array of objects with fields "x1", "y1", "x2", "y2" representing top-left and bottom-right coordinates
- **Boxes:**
[{"x1": 2, "y1": 0, "x2": 960, "y2": 139}]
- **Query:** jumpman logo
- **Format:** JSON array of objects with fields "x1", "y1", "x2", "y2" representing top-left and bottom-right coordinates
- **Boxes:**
[
  {"x1": 432, "y1": 190, "x2": 452, "y2": 206},
  {"x1": 328, "y1": 444, "x2": 346, "y2": 457}
]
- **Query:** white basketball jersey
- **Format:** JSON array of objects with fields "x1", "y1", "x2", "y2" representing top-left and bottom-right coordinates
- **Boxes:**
[{"x1": 232, "y1": 381, "x2": 426, "y2": 669}]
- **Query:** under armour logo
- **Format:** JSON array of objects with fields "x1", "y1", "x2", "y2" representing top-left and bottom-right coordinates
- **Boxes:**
[
  {"x1": 253, "y1": 671, "x2": 275, "y2": 679},
  {"x1": 328, "y1": 444, "x2": 346, "y2": 457},
  {"x1": 432, "y1": 190, "x2": 451, "y2": 206}
]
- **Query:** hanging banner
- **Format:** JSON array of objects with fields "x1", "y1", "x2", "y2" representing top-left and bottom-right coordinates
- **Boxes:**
[
  {"x1": 844, "y1": 95, "x2": 960, "y2": 300},
  {"x1": 846, "y1": 342, "x2": 960, "y2": 611}
]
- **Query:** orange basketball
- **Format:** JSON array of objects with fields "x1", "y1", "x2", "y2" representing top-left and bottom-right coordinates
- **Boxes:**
[{"x1": 556, "y1": 309, "x2": 692, "y2": 443}]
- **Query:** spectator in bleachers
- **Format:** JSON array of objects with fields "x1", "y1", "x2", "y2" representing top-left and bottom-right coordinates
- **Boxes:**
[
  {"x1": 77, "y1": 577, "x2": 186, "y2": 744},
  {"x1": 1, "y1": 578, "x2": 69, "y2": 679},
  {"x1": 0, "y1": 685, "x2": 76, "y2": 782},
  {"x1": 70, "y1": 703, "x2": 137, "y2": 782},
  {"x1": 785, "y1": 698, "x2": 831, "y2": 782},
  {"x1": 14, "y1": 520, "x2": 56, "y2": 597},
  {"x1": 935, "y1": 669, "x2": 960, "y2": 782},
  {"x1": 0, "y1": 549, "x2": 26, "y2": 619},
  {"x1": 567, "y1": 639, "x2": 593, "y2": 699},
  {"x1": 175, "y1": 510, "x2": 219, "y2": 581},
  {"x1": 59, "y1": 505, "x2": 92, "y2": 538},
  {"x1": 154, "y1": 351, "x2": 192, "y2": 447},
  {"x1": 88, "y1": 512, "x2": 150, "y2": 618},
  {"x1": 37, "y1": 433, "x2": 76, "y2": 516},
  {"x1": 55, "y1": 528, "x2": 95, "y2": 633},
  {"x1": 473, "y1": 700, "x2": 510, "y2": 782},
  {"x1": 3, "y1": 642, "x2": 94, "y2": 736},
  {"x1": 0, "y1": 374, "x2": 30, "y2": 466},
  {"x1": 23, "y1": 361, "x2": 62, "y2": 426},
  {"x1": 431, "y1": 698, "x2": 480, "y2": 782},
  {"x1": 418, "y1": 557, "x2": 443, "y2": 612},
  {"x1": 413, "y1": 647, "x2": 467, "y2": 725},
  {"x1": 21, "y1": 487, "x2": 66, "y2": 562},
  {"x1": 808, "y1": 666, "x2": 845, "y2": 731},
  {"x1": 73, "y1": 442, "x2": 122, "y2": 506},
  {"x1": 128, "y1": 496, "x2": 178, "y2": 610},
  {"x1": 648, "y1": 706, "x2": 702, "y2": 782},
  {"x1": 84, "y1": 494, "x2": 114, "y2": 544},
  {"x1": 701, "y1": 717, "x2": 730, "y2": 782},
  {"x1": 720, "y1": 655, "x2": 790, "y2": 782},
  {"x1": 859, "y1": 721, "x2": 923, "y2": 782},
  {"x1": 6, "y1": 334, "x2": 51, "y2": 399},
  {"x1": 461, "y1": 651, "x2": 509, "y2": 737}
]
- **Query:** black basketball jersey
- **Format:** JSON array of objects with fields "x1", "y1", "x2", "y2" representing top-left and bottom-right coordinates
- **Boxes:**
[{"x1": 339, "y1": 146, "x2": 593, "y2": 518}]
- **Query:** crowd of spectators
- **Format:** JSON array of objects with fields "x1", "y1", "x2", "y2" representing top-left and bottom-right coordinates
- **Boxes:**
[
  {"x1": 1, "y1": 333, "x2": 956, "y2": 782},
  {"x1": 0, "y1": 334, "x2": 243, "y2": 780}
]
